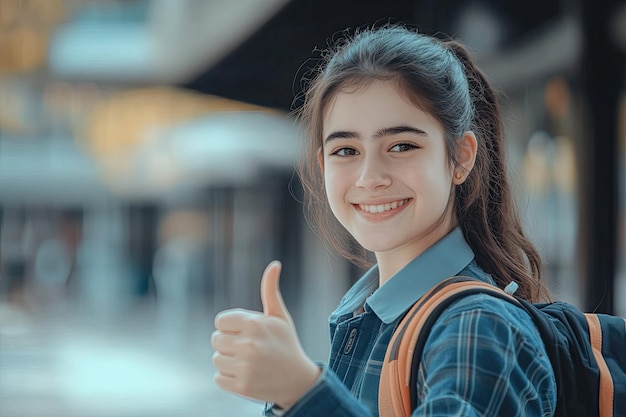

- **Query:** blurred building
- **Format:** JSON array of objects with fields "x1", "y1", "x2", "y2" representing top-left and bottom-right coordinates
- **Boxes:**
[{"x1": 0, "y1": 0, "x2": 624, "y2": 416}]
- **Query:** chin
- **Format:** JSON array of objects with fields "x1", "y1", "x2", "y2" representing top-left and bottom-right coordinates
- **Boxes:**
[{"x1": 358, "y1": 240, "x2": 397, "y2": 254}]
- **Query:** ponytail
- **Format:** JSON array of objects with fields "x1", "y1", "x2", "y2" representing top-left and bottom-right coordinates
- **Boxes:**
[{"x1": 446, "y1": 41, "x2": 549, "y2": 302}]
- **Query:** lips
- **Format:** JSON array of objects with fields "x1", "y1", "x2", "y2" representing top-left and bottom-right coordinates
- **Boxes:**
[{"x1": 357, "y1": 198, "x2": 410, "y2": 214}]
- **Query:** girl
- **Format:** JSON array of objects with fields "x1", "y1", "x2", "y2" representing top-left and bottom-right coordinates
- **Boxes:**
[{"x1": 211, "y1": 25, "x2": 556, "y2": 416}]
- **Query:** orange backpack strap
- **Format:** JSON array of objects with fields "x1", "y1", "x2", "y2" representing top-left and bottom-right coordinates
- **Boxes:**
[{"x1": 379, "y1": 277, "x2": 519, "y2": 417}]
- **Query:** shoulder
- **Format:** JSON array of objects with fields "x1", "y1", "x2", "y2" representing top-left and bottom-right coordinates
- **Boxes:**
[
  {"x1": 421, "y1": 291, "x2": 552, "y2": 382},
  {"x1": 416, "y1": 292, "x2": 557, "y2": 416},
  {"x1": 445, "y1": 261, "x2": 539, "y2": 345},
  {"x1": 436, "y1": 291, "x2": 543, "y2": 348},
  {"x1": 443, "y1": 290, "x2": 530, "y2": 320},
  {"x1": 418, "y1": 292, "x2": 556, "y2": 412}
]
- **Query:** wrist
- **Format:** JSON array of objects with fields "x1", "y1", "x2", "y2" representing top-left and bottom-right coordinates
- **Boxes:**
[{"x1": 276, "y1": 361, "x2": 322, "y2": 410}]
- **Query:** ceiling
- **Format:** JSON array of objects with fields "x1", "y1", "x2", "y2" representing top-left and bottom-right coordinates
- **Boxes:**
[
  {"x1": 48, "y1": 0, "x2": 291, "y2": 84},
  {"x1": 47, "y1": 0, "x2": 572, "y2": 111},
  {"x1": 183, "y1": 0, "x2": 567, "y2": 110}
]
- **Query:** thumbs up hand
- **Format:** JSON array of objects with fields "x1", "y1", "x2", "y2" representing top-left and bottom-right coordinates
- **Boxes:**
[{"x1": 211, "y1": 261, "x2": 321, "y2": 409}]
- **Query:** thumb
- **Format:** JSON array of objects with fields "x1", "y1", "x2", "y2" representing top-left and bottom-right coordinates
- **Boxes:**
[{"x1": 261, "y1": 260, "x2": 291, "y2": 321}]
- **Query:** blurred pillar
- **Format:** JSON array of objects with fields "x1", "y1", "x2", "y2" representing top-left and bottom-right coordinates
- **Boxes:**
[
  {"x1": 128, "y1": 204, "x2": 157, "y2": 296},
  {"x1": 78, "y1": 200, "x2": 132, "y2": 321},
  {"x1": 580, "y1": 0, "x2": 625, "y2": 314}
]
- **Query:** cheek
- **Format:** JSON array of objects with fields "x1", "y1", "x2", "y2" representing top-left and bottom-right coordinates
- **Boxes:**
[
  {"x1": 409, "y1": 163, "x2": 453, "y2": 197},
  {"x1": 324, "y1": 168, "x2": 350, "y2": 212},
  {"x1": 428, "y1": 170, "x2": 453, "y2": 196},
  {"x1": 324, "y1": 169, "x2": 343, "y2": 198}
]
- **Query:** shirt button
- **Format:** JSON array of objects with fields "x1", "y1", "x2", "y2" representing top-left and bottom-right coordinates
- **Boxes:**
[{"x1": 343, "y1": 328, "x2": 358, "y2": 354}]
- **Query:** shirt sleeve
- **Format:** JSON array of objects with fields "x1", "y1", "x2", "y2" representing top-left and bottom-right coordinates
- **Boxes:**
[
  {"x1": 263, "y1": 365, "x2": 373, "y2": 417},
  {"x1": 413, "y1": 294, "x2": 556, "y2": 417}
]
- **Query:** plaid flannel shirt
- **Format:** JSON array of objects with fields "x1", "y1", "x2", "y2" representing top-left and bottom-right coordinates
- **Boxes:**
[{"x1": 265, "y1": 228, "x2": 556, "y2": 417}]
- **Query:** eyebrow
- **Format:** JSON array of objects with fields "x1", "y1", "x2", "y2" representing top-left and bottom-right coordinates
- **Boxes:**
[{"x1": 323, "y1": 125, "x2": 427, "y2": 145}]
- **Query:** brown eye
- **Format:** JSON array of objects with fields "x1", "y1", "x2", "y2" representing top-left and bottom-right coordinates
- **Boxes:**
[
  {"x1": 390, "y1": 143, "x2": 418, "y2": 152},
  {"x1": 332, "y1": 148, "x2": 359, "y2": 156}
]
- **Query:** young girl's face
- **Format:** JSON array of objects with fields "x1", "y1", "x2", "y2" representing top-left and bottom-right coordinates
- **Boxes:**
[{"x1": 320, "y1": 80, "x2": 457, "y2": 270}]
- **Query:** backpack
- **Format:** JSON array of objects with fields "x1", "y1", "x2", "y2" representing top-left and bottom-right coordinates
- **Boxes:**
[{"x1": 379, "y1": 276, "x2": 626, "y2": 417}]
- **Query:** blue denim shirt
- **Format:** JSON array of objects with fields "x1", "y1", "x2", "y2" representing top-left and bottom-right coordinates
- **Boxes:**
[{"x1": 265, "y1": 228, "x2": 556, "y2": 416}]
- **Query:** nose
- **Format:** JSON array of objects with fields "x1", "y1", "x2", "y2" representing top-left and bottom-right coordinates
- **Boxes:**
[{"x1": 355, "y1": 154, "x2": 392, "y2": 191}]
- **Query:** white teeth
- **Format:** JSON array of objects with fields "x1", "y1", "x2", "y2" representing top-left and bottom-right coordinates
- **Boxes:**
[{"x1": 359, "y1": 199, "x2": 408, "y2": 214}]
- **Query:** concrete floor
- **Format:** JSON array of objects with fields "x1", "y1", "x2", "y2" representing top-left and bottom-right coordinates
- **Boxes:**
[{"x1": 0, "y1": 303, "x2": 265, "y2": 417}]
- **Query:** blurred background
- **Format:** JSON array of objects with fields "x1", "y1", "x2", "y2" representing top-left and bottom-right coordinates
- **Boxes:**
[{"x1": 0, "y1": 0, "x2": 624, "y2": 416}]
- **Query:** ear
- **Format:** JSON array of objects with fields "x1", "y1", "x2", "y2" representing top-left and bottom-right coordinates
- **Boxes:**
[
  {"x1": 453, "y1": 131, "x2": 477, "y2": 184},
  {"x1": 316, "y1": 148, "x2": 324, "y2": 173}
]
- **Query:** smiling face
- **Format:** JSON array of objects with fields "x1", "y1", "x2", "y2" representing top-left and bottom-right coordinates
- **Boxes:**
[{"x1": 320, "y1": 80, "x2": 459, "y2": 278}]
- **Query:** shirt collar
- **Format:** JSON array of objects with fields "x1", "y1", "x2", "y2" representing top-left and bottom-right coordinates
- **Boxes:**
[
  {"x1": 328, "y1": 265, "x2": 379, "y2": 324},
  {"x1": 367, "y1": 227, "x2": 475, "y2": 324}
]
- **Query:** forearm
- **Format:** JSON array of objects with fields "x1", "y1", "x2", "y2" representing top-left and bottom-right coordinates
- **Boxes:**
[{"x1": 265, "y1": 366, "x2": 372, "y2": 417}]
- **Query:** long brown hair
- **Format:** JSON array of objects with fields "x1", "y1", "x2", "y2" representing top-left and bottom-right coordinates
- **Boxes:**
[{"x1": 296, "y1": 25, "x2": 549, "y2": 302}]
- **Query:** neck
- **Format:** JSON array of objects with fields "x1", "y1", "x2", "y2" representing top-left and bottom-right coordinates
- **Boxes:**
[
  {"x1": 376, "y1": 241, "x2": 434, "y2": 287},
  {"x1": 375, "y1": 221, "x2": 457, "y2": 287}
]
